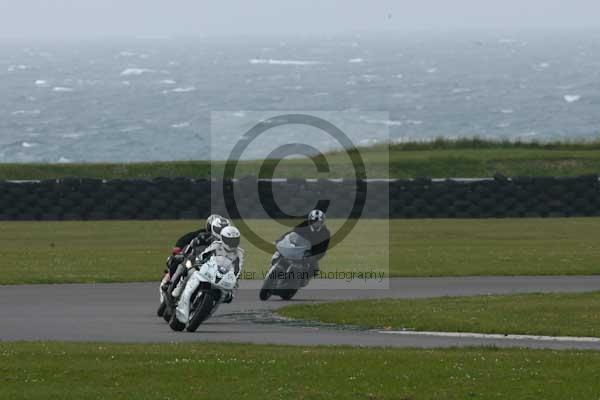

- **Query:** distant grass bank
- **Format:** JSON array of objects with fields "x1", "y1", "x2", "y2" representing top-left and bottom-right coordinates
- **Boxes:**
[
  {"x1": 1, "y1": 342, "x2": 600, "y2": 400},
  {"x1": 3, "y1": 139, "x2": 600, "y2": 179},
  {"x1": 1, "y1": 218, "x2": 600, "y2": 285},
  {"x1": 278, "y1": 292, "x2": 600, "y2": 338}
]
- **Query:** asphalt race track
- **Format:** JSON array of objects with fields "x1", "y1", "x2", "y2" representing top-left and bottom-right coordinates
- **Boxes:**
[{"x1": 2, "y1": 276, "x2": 600, "y2": 350}]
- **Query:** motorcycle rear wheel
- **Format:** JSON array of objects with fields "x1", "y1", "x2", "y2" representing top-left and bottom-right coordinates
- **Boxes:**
[{"x1": 156, "y1": 301, "x2": 166, "y2": 317}]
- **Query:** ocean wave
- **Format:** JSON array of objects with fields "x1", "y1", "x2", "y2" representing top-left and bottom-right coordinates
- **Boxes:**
[
  {"x1": 7, "y1": 65, "x2": 28, "y2": 72},
  {"x1": 35, "y1": 80, "x2": 49, "y2": 87},
  {"x1": 232, "y1": 111, "x2": 246, "y2": 117},
  {"x1": 120, "y1": 68, "x2": 154, "y2": 76},
  {"x1": 159, "y1": 79, "x2": 176, "y2": 85},
  {"x1": 61, "y1": 133, "x2": 82, "y2": 139},
  {"x1": 171, "y1": 122, "x2": 190, "y2": 128},
  {"x1": 426, "y1": 67, "x2": 438, "y2": 74},
  {"x1": 348, "y1": 58, "x2": 364, "y2": 63},
  {"x1": 362, "y1": 118, "x2": 403, "y2": 127},
  {"x1": 451, "y1": 88, "x2": 472, "y2": 94},
  {"x1": 168, "y1": 86, "x2": 196, "y2": 93},
  {"x1": 249, "y1": 58, "x2": 323, "y2": 66},
  {"x1": 22, "y1": 141, "x2": 38, "y2": 148},
  {"x1": 564, "y1": 94, "x2": 581, "y2": 103},
  {"x1": 120, "y1": 126, "x2": 143, "y2": 133},
  {"x1": 53, "y1": 87, "x2": 74, "y2": 92},
  {"x1": 500, "y1": 109, "x2": 514, "y2": 114},
  {"x1": 11, "y1": 109, "x2": 40, "y2": 116}
]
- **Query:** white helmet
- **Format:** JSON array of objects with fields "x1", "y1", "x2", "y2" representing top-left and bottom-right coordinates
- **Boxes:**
[
  {"x1": 205, "y1": 214, "x2": 221, "y2": 232},
  {"x1": 308, "y1": 209, "x2": 325, "y2": 232},
  {"x1": 210, "y1": 217, "x2": 230, "y2": 240},
  {"x1": 221, "y1": 226, "x2": 241, "y2": 251}
]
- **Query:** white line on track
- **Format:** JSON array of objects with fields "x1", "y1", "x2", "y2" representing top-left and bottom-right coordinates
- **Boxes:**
[{"x1": 377, "y1": 330, "x2": 600, "y2": 344}]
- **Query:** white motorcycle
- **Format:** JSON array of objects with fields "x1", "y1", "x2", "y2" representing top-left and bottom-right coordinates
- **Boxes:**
[
  {"x1": 259, "y1": 232, "x2": 313, "y2": 301},
  {"x1": 169, "y1": 254, "x2": 239, "y2": 332}
]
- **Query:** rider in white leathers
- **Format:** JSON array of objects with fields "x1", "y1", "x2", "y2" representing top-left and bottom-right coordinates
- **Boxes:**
[{"x1": 175, "y1": 225, "x2": 244, "y2": 324}]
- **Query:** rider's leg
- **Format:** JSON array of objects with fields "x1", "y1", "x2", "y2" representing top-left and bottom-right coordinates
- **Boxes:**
[{"x1": 175, "y1": 270, "x2": 201, "y2": 323}]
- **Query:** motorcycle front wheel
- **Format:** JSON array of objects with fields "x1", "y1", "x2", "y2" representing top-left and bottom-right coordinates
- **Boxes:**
[
  {"x1": 279, "y1": 289, "x2": 298, "y2": 300},
  {"x1": 186, "y1": 290, "x2": 219, "y2": 332}
]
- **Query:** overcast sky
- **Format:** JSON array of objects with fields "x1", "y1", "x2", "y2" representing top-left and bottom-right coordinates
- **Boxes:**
[{"x1": 1, "y1": 0, "x2": 599, "y2": 38}]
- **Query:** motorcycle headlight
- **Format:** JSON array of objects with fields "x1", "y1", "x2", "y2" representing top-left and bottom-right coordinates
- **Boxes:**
[{"x1": 218, "y1": 265, "x2": 231, "y2": 274}]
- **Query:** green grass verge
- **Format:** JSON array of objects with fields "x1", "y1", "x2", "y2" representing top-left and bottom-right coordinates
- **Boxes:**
[
  {"x1": 4, "y1": 139, "x2": 600, "y2": 179},
  {"x1": 278, "y1": 292, "x2": 600, "y2": 337},
  {"x1": 1, "y1": 218, "x2": 600, "y2": 284},
  {"x1": 1, "y1": 342, "x2": 600, "y2": 400}
]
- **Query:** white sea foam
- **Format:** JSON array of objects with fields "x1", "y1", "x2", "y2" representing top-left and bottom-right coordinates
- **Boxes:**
[
  {"x1": 348, "y1": 58, "x2": 364, "y2": 63},
  {"x1": 171, "y1": 122, "x2": 190, "y2": 128},
  {"x1": 232, "y1": 111, "x2": 246, "y2": 118},
  {"x1": 363, "y1": 119, "x2": 403, "y2": 127},
  {"x1": 35, "y1": 80, "x2": 48, "y2": 86},
  {"x1": 120, "y1": 68, "x2": 154, "y2": 76},
  {"x1": 11, "y1": 110, "x2": 40, "y2": 116},
  {"x1": 249, "y1": 58, "x2": 322, "y2": 66},
  {"x1": 361, "y1": 74, "x2": 378, "y2": 83},
  {"x1": 53, "y1": 87, "x2": 74, "y2": 92},
  {"x1": 7, "y1": 64, "x2": 28, "y2": 72},
  {"x1": 451, "y1": 88, "x2": 472, "y2": 94},
  {"x1": 426, "y1": 67, "x2": 438, "y2": 74},
  {"x1": 159, "y1": 79, "x2": 176, "y2": 85},
  {"x1": 538, "y1": 62, "x2": 550, "y2": 69},
  {"x1": 22, "y1": 142, "x2": 37, "y2": 148},
  {"x1": 61, "y1": 133, "x2": 82, "y2": 139},
  {"x1": 564, "y1": 94, "x2": 581, "y2": 103},
  {"x1": 500, "y1": 109, "x2": 514, "y2": 114},
  {"x1": 120, "y1": 126, "x2": 143, "y2": 133},
  {"x1": 170, "y1": 86, "x2": 196, "y2": 93}
]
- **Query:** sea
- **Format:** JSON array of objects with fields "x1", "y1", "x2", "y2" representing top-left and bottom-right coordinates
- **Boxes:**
[{"x1": 1, "y1": 31, "x2": 599, "y2": 162}]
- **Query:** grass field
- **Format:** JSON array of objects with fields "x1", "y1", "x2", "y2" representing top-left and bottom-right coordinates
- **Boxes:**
[
  {"x1": 1, "y1": 218, "x2": 599, "y2": 284},
  {"x1": 1, "y1": 342, "x2": 600, "y2": 400},
  {"x1": 278, "y1": 292, "x2": 600, "y2": 337},
  {"x1": 4, "y1": 139, "x2": 600, "y2": 179}
]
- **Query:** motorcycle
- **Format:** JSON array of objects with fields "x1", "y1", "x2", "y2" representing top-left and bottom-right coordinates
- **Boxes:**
[
  {"x1": 259, "y1": 232, "x2": 313, "y2": 301},
  {"x1": 157, "y1": 240, "x2": 209, "y2": 322},
  {"x1": 169, "y1": 253, "x2": 239, "y2": 332}
]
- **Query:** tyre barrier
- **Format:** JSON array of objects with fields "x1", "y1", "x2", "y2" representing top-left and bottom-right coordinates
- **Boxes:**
[{"x1": 0, "y1": 175, "x2": 599, "y2": 220}]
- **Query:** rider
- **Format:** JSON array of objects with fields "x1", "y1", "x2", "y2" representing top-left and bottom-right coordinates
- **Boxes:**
[
  {"x1": 164, "y1": 214, "x2": 221, "y2": 279},
  {"x1": 174, "y1": 225, "x2": 244, "y2": 324},
  {"x1": 271, "y1": 209, "x2": 330, "y2": 278}
]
